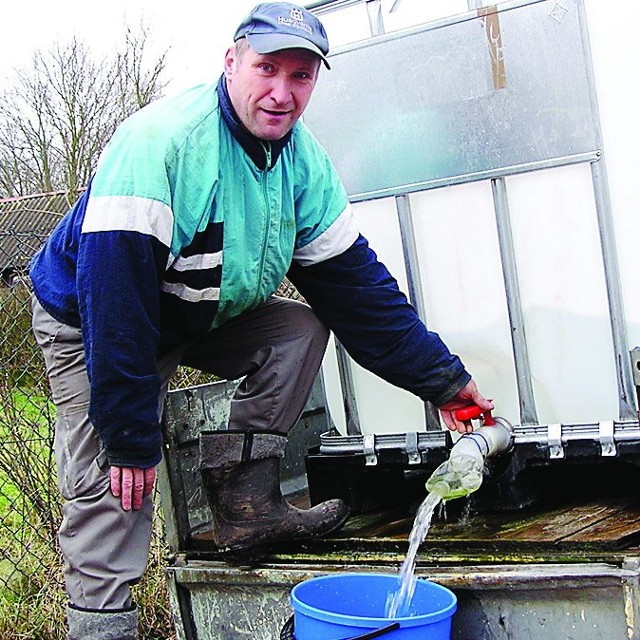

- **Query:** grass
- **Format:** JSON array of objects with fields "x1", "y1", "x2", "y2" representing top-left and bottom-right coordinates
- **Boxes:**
[
  {"x1": 0, "y1": 389, "x2": 175, "y2": 639},
  {"x1": 0, "y1": 545, "x2": 67, "y2": 639},
  {"x1": 0, "y1": 284, "x2": 200, "y2": 638},
  {"x1": 0, "y1": 482, "x2": 18, "y2": 514},
  {"x1": 0, "y1": 493, "x2": 175, "y2": 639}
]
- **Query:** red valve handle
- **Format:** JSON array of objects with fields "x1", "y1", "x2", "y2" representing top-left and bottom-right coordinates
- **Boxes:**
[{"x1": 454, "y1": 404, "x2": 495, "y2": 426}]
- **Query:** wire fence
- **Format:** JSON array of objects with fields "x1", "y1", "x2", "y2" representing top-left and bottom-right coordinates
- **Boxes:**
[{"x1": 0, "y1": 209, "x2": 177, "y2": 638}]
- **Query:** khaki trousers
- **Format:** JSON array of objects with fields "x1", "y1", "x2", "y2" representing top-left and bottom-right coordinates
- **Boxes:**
[{"x1": 32, "y1": 295, "x2": 329, "y2": 609}]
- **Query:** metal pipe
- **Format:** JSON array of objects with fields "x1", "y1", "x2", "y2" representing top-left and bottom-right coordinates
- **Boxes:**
[
  {"x1": 491, "y1": 178, "x2": 539, "y2": 425},
  {"x1": 632, "y1": 347, "x2": 640, "y2": 420},
  {"x1": 395, "y1": 195, "x2": 441, "y2": 431},
  {"x1": 325, "y1": 0, "x2": 386, "y2": 438},
  {"x1": 591, "y1": 158, "x2": 636, "y2": 419},
  {"x1": 449, "y1": 417, "x2": 514, "y2": 460},
  {"x1": 395, "y1": 195, "x2": 426, "y2": 322},
  {"x1": 348, "y1": 152, "x2": 601, "y2": 204},
  {"x1": 365, "y1": 0, "x2": 384, "y2": 36},
  {"x1": 305, "y1": 0, "x2": 365, "y2": 14},
  {"x1": 425, "y1": 417, "x2": 513, "y2": 499},
  {"x1": 335, "y1": 340, "x2": 362, "y2": 435}
]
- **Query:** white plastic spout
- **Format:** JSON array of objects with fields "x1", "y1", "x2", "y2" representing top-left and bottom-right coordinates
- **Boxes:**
[
  {"x1": 449, "y1": 417, "x2": 513, "y2": 464},
  {"x1": 425, "y1": 416, "x2": 513, "y2": 501}
]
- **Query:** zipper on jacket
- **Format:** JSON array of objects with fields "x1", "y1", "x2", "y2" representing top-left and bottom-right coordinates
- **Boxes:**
[
  {"x1": 263, "y1": 141, "x2": 272, "y2": 170},
  {"x1": 255, "y1": 141, "x2": 273, "y2": 306}
]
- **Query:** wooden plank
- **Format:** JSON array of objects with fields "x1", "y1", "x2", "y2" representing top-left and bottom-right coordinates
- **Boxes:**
[
  {"x1": 288, "y1": 493, "x2": 640, "y2": 557},
  {"x1": 334, "y1": 498, "x2": 640, "y2": 550},
  {"x1": 187, "y1": 497, "x2": 640, "y2": 566},
  {"x1": 335, "y1": 508, "x2": 407, "y2": 537},
  {"x1": 560, "y1": 503, "x2": 640, "y2": 547},
  {"x1": 495, "y1": 498, "x2": 635, "y2": 543},
  {"x1": 351, "y1": 514, "x2": 418, "y2": 538}
]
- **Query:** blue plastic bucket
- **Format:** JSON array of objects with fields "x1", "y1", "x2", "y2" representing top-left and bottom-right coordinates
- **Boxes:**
[{"x1": 290, "y1": 573, "x2": 457, "y2": 640}]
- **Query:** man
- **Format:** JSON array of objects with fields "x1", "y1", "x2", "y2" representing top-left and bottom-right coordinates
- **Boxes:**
[{"x1": 30, "y1": 3, "x2": 492, "y2": 638}]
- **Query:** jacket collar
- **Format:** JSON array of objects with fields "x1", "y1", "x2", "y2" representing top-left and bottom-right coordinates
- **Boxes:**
[{"x1": 216, "y1": 75, "x2": 292, "y2": 171}]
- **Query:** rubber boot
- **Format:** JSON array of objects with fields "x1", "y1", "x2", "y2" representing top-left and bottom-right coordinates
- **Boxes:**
[
  {"x1": 66, "y1": 603, "x2": 137, "y2": 640},
  {"x1": 193, "y1": 431, "x2": 350, "y2": 561}
]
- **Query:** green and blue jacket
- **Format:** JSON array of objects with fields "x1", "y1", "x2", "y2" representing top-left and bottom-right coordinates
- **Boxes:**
[{"x1": 30, "y1": 77, "x2": 470, "y2": 468}]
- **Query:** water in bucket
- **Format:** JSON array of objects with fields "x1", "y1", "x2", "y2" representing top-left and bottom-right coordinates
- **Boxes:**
[
  {"x1": 288, "y1": 456, "x2": 473, "y2": 638},
  {"x1": 287, "y1": 451, "x2": 483, "y2": 638},
  {"x1": 288, "y1": 410, "x2": 508, "y2": 637}
]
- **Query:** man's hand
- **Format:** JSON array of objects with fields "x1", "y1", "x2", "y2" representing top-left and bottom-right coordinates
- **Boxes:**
[
  {"x1": 437, "y1": 379, "x2": 494, "y2": 434},
  {"x1": 110, "y1": 465, "x2": 157, "y2": 511}
]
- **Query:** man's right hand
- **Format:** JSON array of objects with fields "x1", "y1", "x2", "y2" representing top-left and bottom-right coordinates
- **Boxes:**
[
  {"x1": 437, "y1": 379, "x2": 494, "y2": 434},
  {"x1": 110, "y1": 465, "x2": 157, "y2": 511}
]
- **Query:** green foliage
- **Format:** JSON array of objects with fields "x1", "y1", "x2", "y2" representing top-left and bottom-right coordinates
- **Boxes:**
[
  {"x1": 0, "y1": 504, "x2": 66, "y2": 639},
  {"x1": 0, "y1": 392, "x2": 59, "y2": 545}
]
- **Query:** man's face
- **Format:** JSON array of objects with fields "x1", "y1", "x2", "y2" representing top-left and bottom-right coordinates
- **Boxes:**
[{"x1": 225, "y1": 43, "x2": 320, "y2": 141}]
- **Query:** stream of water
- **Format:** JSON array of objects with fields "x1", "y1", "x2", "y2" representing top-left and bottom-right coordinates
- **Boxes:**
[
  {"x1": 385, "y1": 453, "x2": 484, "y2": 618},
  {"x1": 385, "y1": 491, "x2": 442, "y2": 618}
]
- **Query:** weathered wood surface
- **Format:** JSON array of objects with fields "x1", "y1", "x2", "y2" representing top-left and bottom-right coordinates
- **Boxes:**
[
  {"x1": 185, "y1": 492, "x2": 640, "y2": 566},
  {"x1": 278, "y1": 493, "x2": 640, "y2": 564},
  {"x1": 335, "y1": 496, "x2": 640, "y2": 543}
]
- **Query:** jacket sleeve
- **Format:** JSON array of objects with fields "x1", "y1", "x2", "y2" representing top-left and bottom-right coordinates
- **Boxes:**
[
  {"x1": 77, "y1": 226, "x2": 169, "y2": 469},
  {"x1": 287, "y1": 234, "x2": 471, "y2": 406}
]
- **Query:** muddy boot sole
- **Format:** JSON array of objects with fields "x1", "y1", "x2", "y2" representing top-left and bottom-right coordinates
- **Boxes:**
[{"x1": 190, "y1": 505, "x2": 350, "y2": 566}]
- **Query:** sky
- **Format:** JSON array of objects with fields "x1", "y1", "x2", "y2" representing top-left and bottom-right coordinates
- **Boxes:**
[
  {"x1": 0, "y1": 0, "x2": 263, "y2": 92},
  {"x1": 0, "y1": 0, "x2": 470, "y2": 93}
]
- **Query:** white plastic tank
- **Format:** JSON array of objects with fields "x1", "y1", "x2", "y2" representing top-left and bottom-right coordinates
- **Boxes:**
[{"x1": 318, "y1": 0, "x2": 640, "y2": 436}]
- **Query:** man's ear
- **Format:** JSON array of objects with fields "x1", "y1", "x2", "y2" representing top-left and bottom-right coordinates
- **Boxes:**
[{"x1": 224, "y1": 47, "x2": 235, "y2": 80}]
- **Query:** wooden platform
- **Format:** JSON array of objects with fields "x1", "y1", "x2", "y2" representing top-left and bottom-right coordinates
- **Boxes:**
[{"x1": 270, "y1": 493, "x2": 640, "y2": 566}]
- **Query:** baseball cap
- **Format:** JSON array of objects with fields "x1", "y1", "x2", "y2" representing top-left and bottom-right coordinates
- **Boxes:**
[{"x1": 234, "y1": 2, "x2": 331, "y2": 69}]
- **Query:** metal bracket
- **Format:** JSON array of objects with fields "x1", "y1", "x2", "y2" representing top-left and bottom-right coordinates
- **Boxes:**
[
  {"x1": 598, "y1": 420, "x2": 617, "y2": 457},
  {"x1": 632, "y1": 347, "x2": 640, "y2": 385},
  {"x1": 363, "y1": 434, "x2": 378, "y2": 466},
  {"x1": 632, "y1": 347, "x2": 640, "y2": 417},
  {"x1": 548, "y1": 423, "x2": 565, "y2": 459},
  {"x1": 405, "y1": 432, "x2": 421, "y2": 465}
]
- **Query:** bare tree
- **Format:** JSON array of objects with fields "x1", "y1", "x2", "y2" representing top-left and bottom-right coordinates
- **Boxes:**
[{"x1": 0, "y1": 24, "x2": 169, "y2": 200}]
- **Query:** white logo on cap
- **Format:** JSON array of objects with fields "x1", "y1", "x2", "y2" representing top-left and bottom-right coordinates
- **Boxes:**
[{"x1": 277, "y1": 9, "x2": 313, "y2": 35}]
